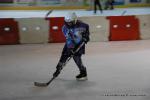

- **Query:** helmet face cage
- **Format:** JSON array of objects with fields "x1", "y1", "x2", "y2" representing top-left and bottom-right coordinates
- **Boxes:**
[
  {"x1": 65, "y1": 21, "x2": 75, "y2": 28},
  {"x1": 64, "y1": 12, "x2": 77, "y2": 28}
]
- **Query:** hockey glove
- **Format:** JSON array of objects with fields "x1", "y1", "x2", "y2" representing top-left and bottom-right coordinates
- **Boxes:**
[
  {"x1": 82, "y1": 37, "x2": 88, "y2": 44},
  {"x1": 68, "y1": 48, "x2": 75, "y2": 56}
]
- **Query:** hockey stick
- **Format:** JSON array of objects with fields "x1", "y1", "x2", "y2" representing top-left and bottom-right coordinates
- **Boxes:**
[
  {"x1": 121, "y1": 10, "x2": 127, "y2": 16},
  {"x1": 34, "y1": 42, "x2": 85, "y2": 87},
  {"x1": 44, "y1": 9, "x2": 53, "y2": 20},
  {"x1": 45, "y1": 10, "x2": 53, "y2": 18}
]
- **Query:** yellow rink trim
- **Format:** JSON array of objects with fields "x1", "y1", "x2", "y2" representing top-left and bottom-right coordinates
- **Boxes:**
[
  {"x1": 0, "y1": 6, "x2": 90, "y2": 10},
  {"x1": 116, "y1": 4, "x2": 150, "y2": 8},
  {"x1": 0, "y1": 4, "x2": 149, "y2": 10}
]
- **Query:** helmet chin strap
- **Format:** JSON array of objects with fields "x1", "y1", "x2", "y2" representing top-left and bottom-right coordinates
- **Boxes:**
[{"x1": 74, "y1": 19, "x2": 77, "y2": 24}]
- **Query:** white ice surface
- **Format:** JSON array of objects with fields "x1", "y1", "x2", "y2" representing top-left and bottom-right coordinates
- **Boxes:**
[
  {"x1": 0, "y1": 40, "x2": 150, "y2": 100},
  {"x1": 0, "y1": 8, "x2": 150, "y2": 18}
]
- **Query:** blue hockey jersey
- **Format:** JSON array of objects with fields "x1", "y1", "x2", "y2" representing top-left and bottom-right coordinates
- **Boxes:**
[{"x1": 62, "y1": 20, "x2": 90, "y2": 49}]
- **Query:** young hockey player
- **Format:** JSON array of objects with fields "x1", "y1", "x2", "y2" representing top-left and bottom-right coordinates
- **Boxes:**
[{"x1": 53, "y1": 12, "x2": 90, "y2": 81}]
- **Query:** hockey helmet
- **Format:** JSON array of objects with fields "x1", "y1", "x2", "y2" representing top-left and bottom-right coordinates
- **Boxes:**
[{"x1": 64, "y1": 12, "x2": 77, "y2": 27}]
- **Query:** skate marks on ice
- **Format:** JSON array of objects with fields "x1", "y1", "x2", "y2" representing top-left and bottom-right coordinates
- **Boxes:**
[
  {"x1": 32, "y1": 77, "x2": 149, "y2": 100},
  {"x1": 0, "y1": 41, "x2": 150, "y2": 100},
  {"x1": 0, "y1": 82, "x2": 148, "y2": 100}
]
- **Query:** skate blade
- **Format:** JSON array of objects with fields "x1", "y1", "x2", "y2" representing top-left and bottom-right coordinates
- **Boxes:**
[{"x1": 76, "y1": 77, "x2": 88, "y2": 81}]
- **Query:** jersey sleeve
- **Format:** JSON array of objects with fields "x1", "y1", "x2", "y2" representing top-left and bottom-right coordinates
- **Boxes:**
[{"x1": 82, "y1": 24, "x2": 90, "y2": 42}]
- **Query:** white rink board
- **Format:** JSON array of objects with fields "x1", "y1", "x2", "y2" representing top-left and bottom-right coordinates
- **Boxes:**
[
  {"x1": 136, "y1": 15, "x2": 150, "y2": 40},
  {"x1": 16, "y1": 18, "x2": 49, "y2": 43},
  {"x1": 79, "y1": 16, "x2": 109, "y2": 42}
]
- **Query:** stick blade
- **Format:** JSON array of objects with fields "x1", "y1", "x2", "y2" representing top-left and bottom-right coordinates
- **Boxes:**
[
  {"x1": 34, "y1": 82, "x2": 49, "y2": 87},
  {"x1": 34, "y1": 77, "x2": 56, "y2": 87}
]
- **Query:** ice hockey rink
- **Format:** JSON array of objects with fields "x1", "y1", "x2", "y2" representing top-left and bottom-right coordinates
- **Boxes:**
[{"x1": 0, "y1": 8, "x2": 150, "y2": 100}]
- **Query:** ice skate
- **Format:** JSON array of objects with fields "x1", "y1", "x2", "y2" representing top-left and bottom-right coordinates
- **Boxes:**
[{"x1": 76, "y1": 69, "x2": 88, "y2": 81}]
